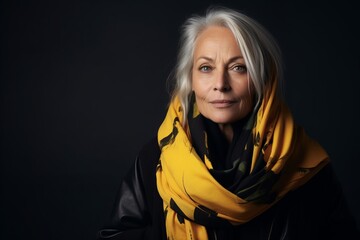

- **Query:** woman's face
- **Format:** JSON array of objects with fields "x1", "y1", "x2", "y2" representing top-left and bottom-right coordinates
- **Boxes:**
[{"x1": 192, "y1": 26, "x2": 254, "y2": 124}]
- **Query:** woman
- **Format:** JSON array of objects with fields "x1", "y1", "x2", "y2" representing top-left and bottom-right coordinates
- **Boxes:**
[{"x1": 97, "y1": 6, "x2": 359, "y2": 240}]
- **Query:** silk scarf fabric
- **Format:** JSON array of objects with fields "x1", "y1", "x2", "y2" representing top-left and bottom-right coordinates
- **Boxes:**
[{"x1": 156, "y1": 80, "x2": 329, "y2": 239}]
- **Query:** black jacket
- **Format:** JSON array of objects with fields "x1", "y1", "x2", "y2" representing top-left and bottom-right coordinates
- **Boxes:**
[{"x1": 97, "y1": 138, "x2": 359, "y2": 239}]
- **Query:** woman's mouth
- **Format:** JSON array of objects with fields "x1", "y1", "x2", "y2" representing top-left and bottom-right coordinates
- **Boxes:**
[{"x1": 209, "y1": 100, "x2": 237, "y2": 108}]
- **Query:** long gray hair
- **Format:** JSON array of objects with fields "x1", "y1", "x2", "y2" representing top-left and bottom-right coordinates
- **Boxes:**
[{"x1": 171, "y1": 6, "x2": 283, "y2": 123}]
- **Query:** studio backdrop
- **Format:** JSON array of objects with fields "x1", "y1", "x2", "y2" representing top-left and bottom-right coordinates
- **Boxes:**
[{"x1": 1, "y1": 0, "x2": 359, "y2": 239}]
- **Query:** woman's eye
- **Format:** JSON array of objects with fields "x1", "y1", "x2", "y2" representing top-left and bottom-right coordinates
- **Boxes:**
[
  {"x1": 199, "y1": 66, "x2": 212, "y2": 72},
  {"x1": 232, "y1": 65, "x2": 247, "y2": 73}
]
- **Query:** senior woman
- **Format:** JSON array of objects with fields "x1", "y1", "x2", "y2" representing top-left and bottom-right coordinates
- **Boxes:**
[{"x1": 97, "y1": 6, "x2": 359, "y2": 240}]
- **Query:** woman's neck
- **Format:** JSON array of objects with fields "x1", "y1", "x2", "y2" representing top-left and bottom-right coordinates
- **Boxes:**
[{"x1": 218, "y1": 124, "x2": 233, "y2": 143}]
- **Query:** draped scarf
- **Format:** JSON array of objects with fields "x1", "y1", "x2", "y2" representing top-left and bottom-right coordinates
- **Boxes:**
[{"x1": 156, "y1": 79, "x2": 329, "y2": 239}]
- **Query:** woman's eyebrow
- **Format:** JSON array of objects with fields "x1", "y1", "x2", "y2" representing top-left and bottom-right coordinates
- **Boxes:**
[
  {"x1": 227, "y1": 56, "x2": 244, "y2": 63},
  {"x1": 195, "y1": 56, "x2": 244, "y2": 63},
  {"x1": 195, "y1": 56, "x2": 214, "y2": 63}
]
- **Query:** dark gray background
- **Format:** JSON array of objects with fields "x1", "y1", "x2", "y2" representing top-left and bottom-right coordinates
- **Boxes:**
[{"x1": 1, "y1": 0, "x2": 359, "y2": 239}]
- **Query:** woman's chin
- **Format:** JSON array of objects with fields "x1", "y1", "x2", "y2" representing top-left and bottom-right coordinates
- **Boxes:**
[{"x1": 204, "y1": 113, "x2": 242, "y2": 125}]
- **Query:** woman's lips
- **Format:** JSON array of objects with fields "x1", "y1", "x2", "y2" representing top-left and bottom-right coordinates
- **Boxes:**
[{"x1": 209, "y1": 100, "x2": 237, "y2": 108}]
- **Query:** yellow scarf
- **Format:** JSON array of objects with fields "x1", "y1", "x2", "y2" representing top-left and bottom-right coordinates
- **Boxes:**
[{"x1": 156, "y1": 81, "x2": 329, "y2": 239}]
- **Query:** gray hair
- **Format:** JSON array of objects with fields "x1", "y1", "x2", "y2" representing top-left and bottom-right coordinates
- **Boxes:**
[{"x1": 171, "y1": 6, "x2": 283, "y2": 123}]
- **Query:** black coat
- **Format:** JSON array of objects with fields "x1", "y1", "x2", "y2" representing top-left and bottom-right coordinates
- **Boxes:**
[{"x1": 97, "y1": 137, "x2": 359, "y2": 239}]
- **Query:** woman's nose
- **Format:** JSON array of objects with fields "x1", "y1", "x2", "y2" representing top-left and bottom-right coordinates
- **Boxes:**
[{"x1": 213, "y1": 70, "x2": 230, "y2": 92}]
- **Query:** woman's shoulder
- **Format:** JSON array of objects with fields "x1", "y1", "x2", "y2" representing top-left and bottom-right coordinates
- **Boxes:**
[
  {"x1": 294, "y1": 163, "x2": 340, "y2": 198},
  {"x1": 138, "y1": 137, "x2": 160, "y2": 160},
  {"x1": 136, "y1": 137, "x2": 160, "y2": 170},
  {"x1": 285, "y1": 163, "x2": 359, "y2": 238},
  {"x1": 133, "y1": 137, "x2": 161, "y2": 195}
]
